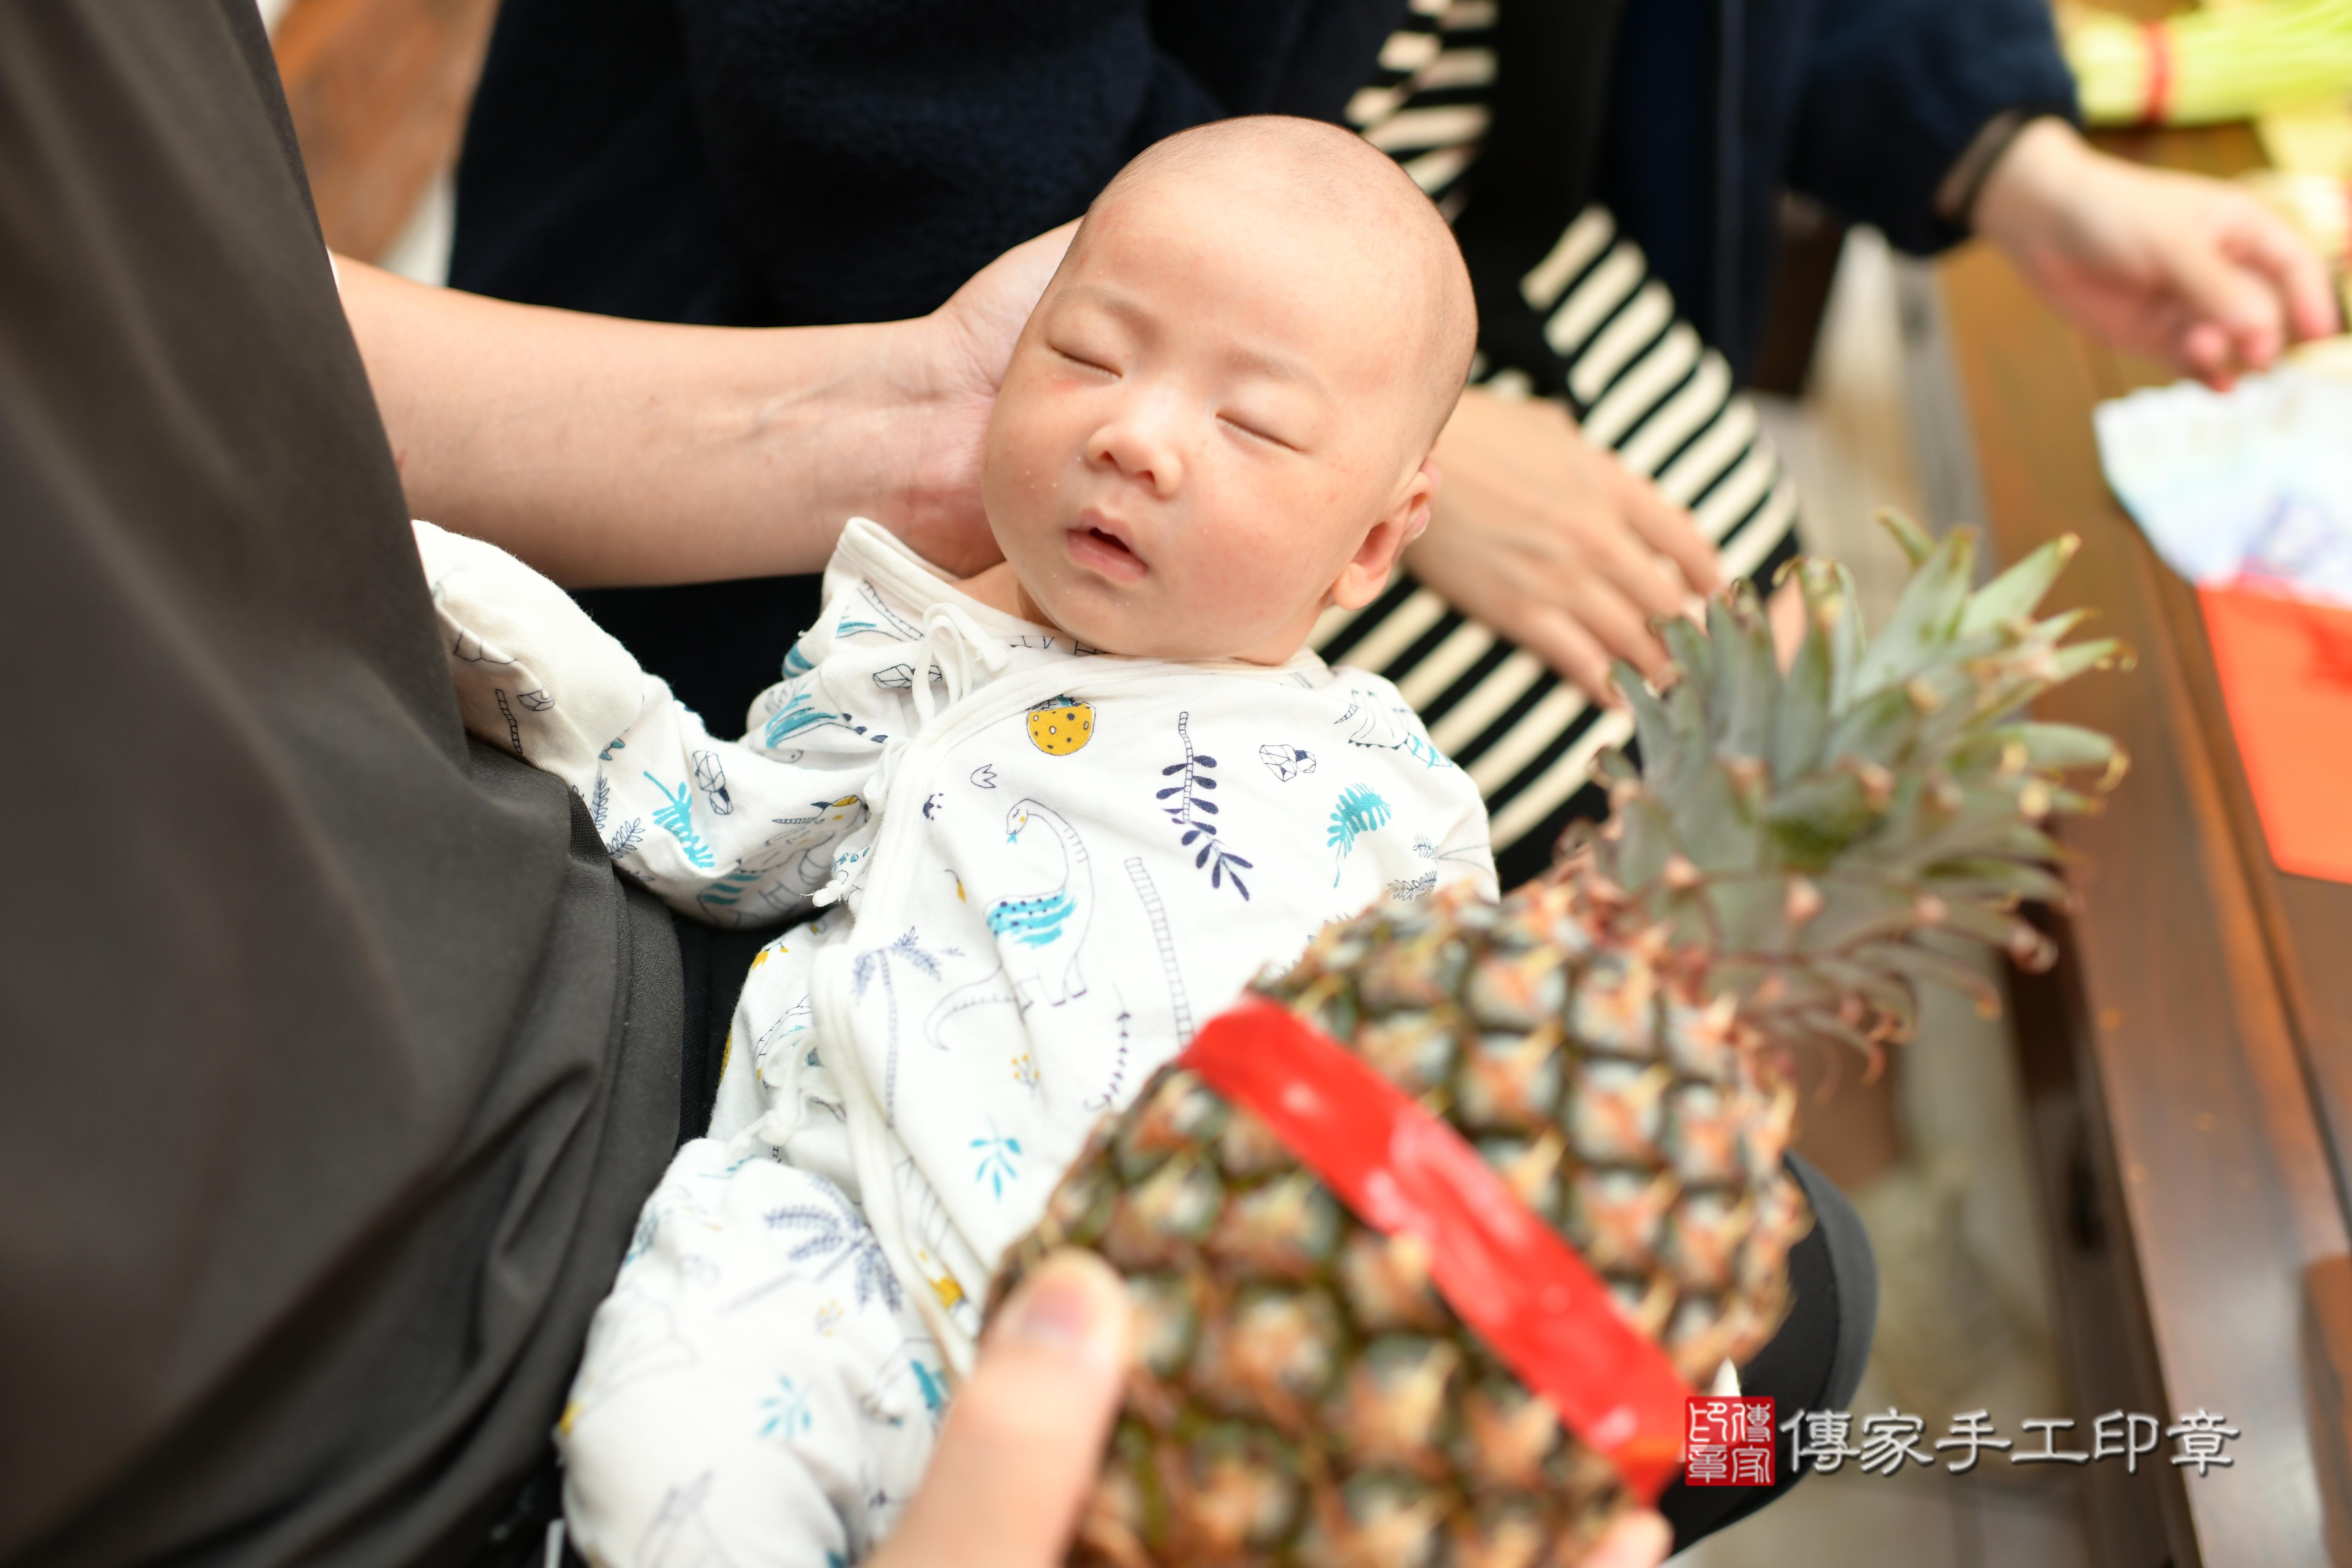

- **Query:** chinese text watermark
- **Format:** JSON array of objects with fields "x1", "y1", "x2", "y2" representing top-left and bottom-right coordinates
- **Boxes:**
[{"x1": 1683, "y1": 1400, "x2": 2241, "y2": 1487}]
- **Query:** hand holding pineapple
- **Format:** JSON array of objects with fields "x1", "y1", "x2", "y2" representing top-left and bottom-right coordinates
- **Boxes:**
[
  {"x1": 876, "y1": 1249, "x2": 1675, "y2": 1568},
  {"x1": 869, "y1": 1252, "x2": 1134, "y2": 1568},
  {"x1": 990, "y1": 514, "x2": 2126, "y2": 1567}
]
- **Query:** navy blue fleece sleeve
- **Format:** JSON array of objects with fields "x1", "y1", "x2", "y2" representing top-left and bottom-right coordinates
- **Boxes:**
[
  {"x1": 455, "y1": 0, "x2": 1399, "y2": 330},
  {"x1": 664, "y1": 0, "x2": 1400, "y2": 327},
  {"x1": 1788, "y1": 0, "x2": 2079, "y2": 254},
  {"x1": 667, "y1": 0, "x2": 1206, "y2": 327}
]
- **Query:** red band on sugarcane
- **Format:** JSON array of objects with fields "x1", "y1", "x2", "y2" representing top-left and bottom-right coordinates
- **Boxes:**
[
  {"x1": 1179, "y1": 1000, "x2": 1693, "y2": 1503},
  {"x1": 2140, "y1": 21, "x2": 2173, "y2": 126}
]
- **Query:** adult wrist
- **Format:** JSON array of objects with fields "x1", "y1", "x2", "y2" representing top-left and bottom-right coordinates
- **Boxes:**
[
  {"x1": 1964, "y1": 117, "x2": 2094, "y2": 252},
  {"x1": 833, "y1": 311, "x2": 1005, "y2": 576},
  {"x1": 781, "y1": 315, "x2": 937, "y2": 507},
  {"x1": 1937, "y1": 111, "x2": 2065, "y2": 232}
]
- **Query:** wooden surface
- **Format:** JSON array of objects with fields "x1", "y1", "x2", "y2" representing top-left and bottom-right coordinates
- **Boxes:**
[
  {"x1": 1941, "y1": 118, "x2": 2352, "y2": 1568},
  {"x1": 271, "y1": 0, "x2": 499, "y2": 262},
  {"x1": 2306, "y1": 1256, "x2": 2352, "y2": 1568}
]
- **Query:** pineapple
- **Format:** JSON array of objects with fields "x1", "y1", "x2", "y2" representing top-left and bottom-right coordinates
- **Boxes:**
[{"x1": 989, "y1": 516, "x2": 2125, "y2": 1568}]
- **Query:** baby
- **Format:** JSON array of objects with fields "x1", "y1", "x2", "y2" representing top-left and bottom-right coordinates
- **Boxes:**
[{"x1": 417, "y1": 117, "x2": 1493, "y2": 1568}]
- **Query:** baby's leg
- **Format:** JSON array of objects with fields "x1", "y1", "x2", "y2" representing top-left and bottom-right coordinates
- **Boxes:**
[{"x1": 559, "y1": 1140, "x2": 948, "y2": 1568}]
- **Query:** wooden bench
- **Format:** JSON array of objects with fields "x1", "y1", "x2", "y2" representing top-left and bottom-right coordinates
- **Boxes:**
[{"x1": 1943, "y1": 117, "x2": 2352, "y2": 1568}]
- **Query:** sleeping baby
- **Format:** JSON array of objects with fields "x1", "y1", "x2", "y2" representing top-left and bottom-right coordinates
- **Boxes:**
[{"x1": 414, "y1": 116, "x2": 1495, "y2": 1568}]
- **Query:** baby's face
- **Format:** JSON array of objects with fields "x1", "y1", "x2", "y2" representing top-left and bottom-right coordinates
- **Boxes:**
[{"x1": 980, "y1": 181, "x2": 1436, "y2": 663}]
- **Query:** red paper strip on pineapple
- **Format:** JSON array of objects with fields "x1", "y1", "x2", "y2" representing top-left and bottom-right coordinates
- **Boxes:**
[{"x1": 1179, "y1": 1000, "x2": 1694, "y2": 1503}]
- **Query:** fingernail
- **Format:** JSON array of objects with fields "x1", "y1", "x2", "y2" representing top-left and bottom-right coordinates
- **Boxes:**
[{"x1": 1005, "y1": 1252, "x2": 1108, "y2": 1351}]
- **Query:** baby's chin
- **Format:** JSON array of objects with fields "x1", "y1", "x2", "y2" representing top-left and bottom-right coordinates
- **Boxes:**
[
  {"x1": 1029, "y1": 599, "x2": 1200, "y2": 660},
  {"x1": 1026, "y1": 585, "x2": 1306, "y2": 665}
]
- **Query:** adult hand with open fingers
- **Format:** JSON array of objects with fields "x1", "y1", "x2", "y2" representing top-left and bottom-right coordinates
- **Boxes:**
[
  {"x1": 868, "y1": 1249, "x2": 1132, "y2": 1568},
  {"x1": 1972, "y1": 118, "x2": 2341, "y2": 390},
  {"x1": 1406, "y1": 387, "x2": 1722, "y2": 706},
  {"x1": 893, "y1": 221, "x2": 1081, "y2": 575}
]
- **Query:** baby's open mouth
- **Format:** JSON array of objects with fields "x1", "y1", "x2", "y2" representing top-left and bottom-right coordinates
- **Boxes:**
[{"x1": 1066, "y1": 518, "x2": 1148, "y2": 583}]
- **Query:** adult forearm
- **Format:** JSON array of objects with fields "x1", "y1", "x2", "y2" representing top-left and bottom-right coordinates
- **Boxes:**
[{"x1": 335, "y1": 258, "x2": 954, "y2": 586}]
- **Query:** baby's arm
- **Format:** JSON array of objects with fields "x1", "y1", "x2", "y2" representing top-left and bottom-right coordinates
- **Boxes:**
[
  {"x1": 414, "y1": 521, "x2": 875, "y2": 923},
  {"x1": 1424, "y1": 759, "x2": 1501, "y2": 903},
  {"x1": 1340, "y1": 673, "x2": 1502, "y2": 904}
]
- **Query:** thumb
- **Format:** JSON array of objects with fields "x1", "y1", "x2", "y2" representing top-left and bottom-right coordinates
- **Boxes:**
[
  {"x1": 873, "y1": 1250, "x2": 1133, "y2": 1568},
  {"x1": 937, "y1": 220, "x2": 1081, "y2": 389}
]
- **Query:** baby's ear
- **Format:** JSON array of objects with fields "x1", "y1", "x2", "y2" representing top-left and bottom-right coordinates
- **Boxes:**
[{"x1": 1328, "y1": 460, "x2": 1439, "y2": 612}]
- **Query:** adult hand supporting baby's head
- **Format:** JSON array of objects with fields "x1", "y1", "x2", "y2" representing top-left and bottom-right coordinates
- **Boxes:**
[
  {"x1": 872, "y1": 1249, "x2": 1130, "y2": 1568},
  {"x1": 893, "y1": 223, "x2": 1081, "y2": 579}
]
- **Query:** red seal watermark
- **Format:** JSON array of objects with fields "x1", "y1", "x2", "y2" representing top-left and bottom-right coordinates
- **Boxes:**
[{"x1": 1685, "y1": 1396, "x2": 1777, "y2": 1487}]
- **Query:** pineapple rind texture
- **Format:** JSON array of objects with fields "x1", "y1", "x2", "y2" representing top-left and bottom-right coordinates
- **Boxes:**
[
  {"x1": 993, "y1": 520, "x2": 2123, "y2": 1568},
  {"x1": 1005, "y1": 879, "x2": 1782, "y2": 1568}
]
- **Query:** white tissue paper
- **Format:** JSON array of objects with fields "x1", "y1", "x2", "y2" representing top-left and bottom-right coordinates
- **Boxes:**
[{"x1": 2092, "y1": 367, "x2": 2352, "y2": 609}]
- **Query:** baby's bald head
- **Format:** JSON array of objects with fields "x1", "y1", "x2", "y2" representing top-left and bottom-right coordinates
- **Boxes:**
[
  {"x1": 1072, "y1": 117, "x2": 1477, "y2": 454},
  {"x1": 980, "y1": 116, "x2": 1479, "y2": 666}
]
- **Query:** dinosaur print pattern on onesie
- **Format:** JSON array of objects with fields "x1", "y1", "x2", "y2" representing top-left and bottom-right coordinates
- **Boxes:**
[{"x1": 414, "y1": 517, "x2": 1497, "y2": 1568}]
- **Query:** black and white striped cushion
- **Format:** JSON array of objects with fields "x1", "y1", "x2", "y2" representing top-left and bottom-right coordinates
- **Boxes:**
[{"x1": 1316, "y1": 0, "x2": 1802, "y2": 870}]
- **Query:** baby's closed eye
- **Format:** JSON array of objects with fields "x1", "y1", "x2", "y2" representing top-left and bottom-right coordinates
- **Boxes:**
[
  {"x1": 1047, "y1": 338, "x2": 1121, "y2": 377},
  {"x1": 1218, "y1": 411, "x2": 1300, "y2": 451}
]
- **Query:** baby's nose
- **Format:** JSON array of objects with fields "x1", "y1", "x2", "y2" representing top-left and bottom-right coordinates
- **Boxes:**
[{"x1": 1087, "y1": 409, "x2": 1184, "y2": 497}]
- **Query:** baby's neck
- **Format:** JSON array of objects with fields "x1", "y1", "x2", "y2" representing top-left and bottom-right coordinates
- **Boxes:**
[
  {"x1": 954, "y1": 558, "x2": 1316, "y2": 666},
  {"x1": 956, "y1": 560, "x2": 1055, "y2": 630}
]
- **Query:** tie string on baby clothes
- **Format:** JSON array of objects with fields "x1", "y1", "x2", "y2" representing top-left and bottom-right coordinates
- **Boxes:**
[{"x1": 813, "y1": 602, "x2": 1013, "y2": 910}]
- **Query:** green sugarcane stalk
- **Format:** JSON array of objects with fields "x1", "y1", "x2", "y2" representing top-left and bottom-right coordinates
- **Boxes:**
[{"x1": 2067, "y1": 0, "x2": 2352, "y2": 125}]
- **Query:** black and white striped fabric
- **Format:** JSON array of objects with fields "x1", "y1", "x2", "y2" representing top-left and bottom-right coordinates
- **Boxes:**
[{"x1": 1314, "y1": 0, "x2": 1802, "y2": 884}]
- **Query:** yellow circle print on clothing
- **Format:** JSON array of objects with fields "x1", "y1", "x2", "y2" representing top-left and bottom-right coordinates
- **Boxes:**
[{"x1": 1026, "y1": 696, "x2": 1094, "y2": 756}]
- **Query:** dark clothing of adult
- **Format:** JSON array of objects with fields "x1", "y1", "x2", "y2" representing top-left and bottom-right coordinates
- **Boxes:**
[
  {"x1": 449, "y1": 0, "x2": 2074, "y2": 730},
  {"x1": 1600, "y1": 0, "x2": 2077, "y2": 377},
  {"x1": 0, "y1": 6, "x2": 688, "y2": 1563},
  {"x1": 452, "y1": 0, "x2": 2074, "y2": 352},
  {"x1": 451, "y1": 0, "x2": 1402, "y2": 329},
  {"x1": 1424, "y1": 0, "x2": 2078, "y2": 391}
]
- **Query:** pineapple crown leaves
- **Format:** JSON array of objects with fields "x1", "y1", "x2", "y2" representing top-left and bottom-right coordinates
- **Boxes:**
[{"x1": 1574, "y1": 510, "x2": 2130, "y2": 1057}]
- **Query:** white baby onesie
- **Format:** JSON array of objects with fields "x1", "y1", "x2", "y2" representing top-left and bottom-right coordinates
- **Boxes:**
[{"x1": 413, "y1": 518, "x2": 1498, "y2": 1568}]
